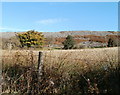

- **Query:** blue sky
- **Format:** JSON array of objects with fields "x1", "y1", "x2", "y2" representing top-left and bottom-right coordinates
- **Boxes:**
[{"x1": 1, "y1": 2, "x2": 118, "y2": 32}]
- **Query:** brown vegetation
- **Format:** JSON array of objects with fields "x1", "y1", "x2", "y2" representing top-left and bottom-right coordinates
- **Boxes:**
[{"x1": 1, "y1": 47, "x2": 119, "y2": 94}]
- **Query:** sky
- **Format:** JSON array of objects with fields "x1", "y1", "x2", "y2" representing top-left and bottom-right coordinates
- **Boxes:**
[{"x1": 1, "y1": 2, "x2": 118, "y2": 32}]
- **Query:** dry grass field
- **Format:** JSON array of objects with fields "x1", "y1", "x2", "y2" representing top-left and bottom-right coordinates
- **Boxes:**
[
  {"x1": 1, "y1": 47, "x2": 119, "y2": 94},
  {"x1": 2, "y1": 47, "x2": 118, "y2": 61}
]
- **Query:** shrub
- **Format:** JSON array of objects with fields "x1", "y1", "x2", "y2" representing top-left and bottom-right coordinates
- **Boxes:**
[
  {"x1": 62, "y1": 35, "x2": 75, "y2": 49},
  {"x1": 16, "y1": 30, "x2": 44, "y2": 48},
  {"x1": 107, "y1": 38, "x2": 118, "y2": 47}
]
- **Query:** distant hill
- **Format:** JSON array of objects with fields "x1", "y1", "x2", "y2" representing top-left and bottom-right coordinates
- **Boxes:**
[
  {"x1": 1, "y1": 31, "x2": 119, "y2": 49},
  {"x1": 1, "y1": 31, "x2": 118, "y2": 38},
  {"x1": 0, "y1": 32, "x2": 17, "y2": 38}
]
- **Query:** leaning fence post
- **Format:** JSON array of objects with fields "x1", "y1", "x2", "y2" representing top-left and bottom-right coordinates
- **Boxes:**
[{"x1": 37, "y1": 51, "x2": 44, "y2": 80}]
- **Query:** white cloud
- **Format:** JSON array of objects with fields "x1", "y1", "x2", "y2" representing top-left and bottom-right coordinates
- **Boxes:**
[
  {"x1": 36, "y1": 18, "x2": 67, "y2": 24},
  {"x1": 0, "y1": 27, "x2": 28, "y2": 32}
]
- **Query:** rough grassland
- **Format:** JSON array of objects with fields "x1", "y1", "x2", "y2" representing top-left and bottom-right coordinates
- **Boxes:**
[
  {"x1": 2, "y1": 47, "x2": 118, "y2": 72},
  {"x1": 1, "y1": 47, "x2": 119, "y2": 94},
  {"x1": 2, "y1": 47, "x2": 118, "y2": 64}
]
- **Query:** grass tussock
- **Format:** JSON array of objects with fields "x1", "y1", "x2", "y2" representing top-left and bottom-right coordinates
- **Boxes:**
[{"x1": 1, "y1": 48, "x2": 120, "y2": 95}]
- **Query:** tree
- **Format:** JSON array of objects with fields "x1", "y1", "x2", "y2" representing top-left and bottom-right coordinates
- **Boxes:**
[
  {"x1": 62, "y1": 35, "x2": 75, "y2": 49},
  {"x1": 107, "y1": 38, "x2": 118, "y2": 47},
  {"x1": 16, "y1": 30, "x2": 44, "y2": 48},
  {"x1": 107, "y1": 38, "x2": 114, "y2": 47}
]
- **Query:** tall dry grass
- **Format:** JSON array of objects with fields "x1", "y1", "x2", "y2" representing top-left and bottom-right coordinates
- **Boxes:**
[
  {"x1": 43, "y1": 48, "x2": 119, "y2": 94},
  {"x1": 1, "y1": 47, "x2": 119, "y2": 94}
]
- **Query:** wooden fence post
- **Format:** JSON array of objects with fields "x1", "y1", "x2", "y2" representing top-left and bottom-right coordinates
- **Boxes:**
[{"x1": 37, "y1": 52, "x2": 44, "y2": 80}]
